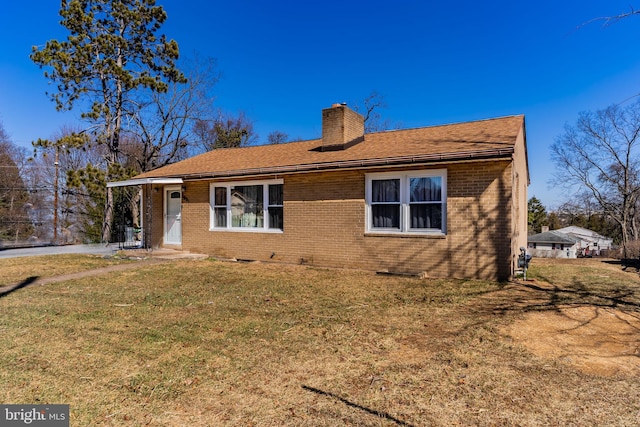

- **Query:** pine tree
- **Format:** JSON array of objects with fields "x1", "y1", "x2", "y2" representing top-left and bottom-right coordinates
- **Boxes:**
[
  {"x1": 527, "y1": 196, "x2": 548, "y2": 234},
  {"x1": 31, "y1": 0, "x2": 185, "y2": 242}
]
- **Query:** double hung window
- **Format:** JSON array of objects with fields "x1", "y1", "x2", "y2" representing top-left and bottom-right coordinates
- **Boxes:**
[
  {"x1": 370, "y1": 179, "x2": 401, "y2": 229},
  {"x1": 366, "y1": 170, "x2": 446, "y2": 234},
  {"x1": 210, "y1": 179, "x2": 283, "y2": 232}
]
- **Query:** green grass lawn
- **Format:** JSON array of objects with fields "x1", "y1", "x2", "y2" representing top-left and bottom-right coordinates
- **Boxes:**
[{"x1": 1, "y1": 256, "x2": 639, "y2": 426}]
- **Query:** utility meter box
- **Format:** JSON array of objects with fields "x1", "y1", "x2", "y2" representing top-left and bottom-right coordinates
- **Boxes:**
[
  {"x1": 517, "y1": 247, "x2": 532, "y2": 269},
  {"x1": 516, "y1": 247, "x2": 532, "y2": 280}
]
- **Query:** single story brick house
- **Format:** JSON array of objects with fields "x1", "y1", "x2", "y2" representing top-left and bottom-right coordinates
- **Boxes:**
[{"x1": 109, "y1": 104, "x2": 529, "y2": 281}]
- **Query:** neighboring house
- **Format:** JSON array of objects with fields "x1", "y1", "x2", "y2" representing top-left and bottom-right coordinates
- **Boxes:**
[
  {"x1": 527, "y1": 230, "x2": 581, "y2": 258},
  {"x1": 109, "y1": 104, "x2": 529, "y2": 281},
  {"x1": 527, "y1": 226, "x2": 613, "y2": 258},
  {"x1": 556, "y1": 226, "x2": 613, "y2": 255}
]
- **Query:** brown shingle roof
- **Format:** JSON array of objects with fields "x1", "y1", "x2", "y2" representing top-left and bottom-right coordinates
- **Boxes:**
[{"x1": 134, "y1": 115, "x2": 525, "y2": 180}]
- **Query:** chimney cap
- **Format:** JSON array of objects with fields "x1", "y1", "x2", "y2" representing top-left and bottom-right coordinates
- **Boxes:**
[{"x1": 331, "y1": 102, "x2": 348, "y2": 108}]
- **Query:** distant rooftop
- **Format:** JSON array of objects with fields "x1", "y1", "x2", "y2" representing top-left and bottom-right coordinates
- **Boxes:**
[{"x1": 528, "y1": 230, "x2": 581, "y2": 245}]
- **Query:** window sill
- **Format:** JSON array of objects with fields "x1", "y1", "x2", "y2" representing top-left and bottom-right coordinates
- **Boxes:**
[
  {"x1": 209, "y1": 227, "x2": 283, "y2": 234},
  {"x1": 364, "y1": 232, "x2": 446, "y2": 239}
]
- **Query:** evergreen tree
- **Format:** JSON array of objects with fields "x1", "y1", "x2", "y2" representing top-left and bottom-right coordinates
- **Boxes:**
[
  {"x1": 31, "y1": 0, "x2": 185, "y2": 242},
  {"x1": 527, "y1": 196, "x2": 548, "y2": 233}
]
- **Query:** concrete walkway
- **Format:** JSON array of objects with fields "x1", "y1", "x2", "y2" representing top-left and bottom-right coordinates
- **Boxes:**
[{"x1": 0, "y1": 247, "x2": 208, "y2": 297}]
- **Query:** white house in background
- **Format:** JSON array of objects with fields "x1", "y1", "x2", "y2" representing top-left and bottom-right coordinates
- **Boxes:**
[
  {"x1": 527, "y1": 230, "x2": 581, "y2": 258},
  {"x1": 555, "y1": 226, "x2": 613, "y2": 254},
  {"x1": 527, "y1": 226, "x2": 614, "y2": 258}
]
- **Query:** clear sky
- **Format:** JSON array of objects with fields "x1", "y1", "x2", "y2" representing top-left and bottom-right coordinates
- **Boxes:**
[{"x1": 2, "y1": 1, "x2": 640, "y2": 209}]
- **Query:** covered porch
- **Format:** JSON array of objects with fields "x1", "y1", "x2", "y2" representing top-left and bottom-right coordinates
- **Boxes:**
[{"x1": 106, "y1": 177, "x2": 183, "y2": 250}]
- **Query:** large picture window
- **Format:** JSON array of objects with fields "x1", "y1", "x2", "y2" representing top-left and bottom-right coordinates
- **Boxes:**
[
  {"x1": 210, "y1": 179, "x2": 283, "y2": 232},
  {"x1": 232, "y1": 185, "x2": 264, "y2": 228},
  {"x1": 366, "y1": 170, "x2": 446, "y2": 234}
]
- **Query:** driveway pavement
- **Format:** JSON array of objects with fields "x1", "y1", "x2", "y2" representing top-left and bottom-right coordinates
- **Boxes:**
[{"x1": 0, "y1": 244, "x2": 120, "y2": 259}]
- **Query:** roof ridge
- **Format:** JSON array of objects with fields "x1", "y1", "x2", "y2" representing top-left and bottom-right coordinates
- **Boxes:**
[
  {"x1": 196, "y1": 115, "x2": 525, "y2": 152},
  {"x1": 365, "y1": 114, "x2": 525, "y2": 137}
]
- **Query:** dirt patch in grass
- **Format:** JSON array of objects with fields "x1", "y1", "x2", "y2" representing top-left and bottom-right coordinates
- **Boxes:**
[
  {"x1": 506, "y1": 304, "x2": 640, "y2": 377},
  {"x1": 477, "y1": 258, "x2": 640, "y2": 378}
]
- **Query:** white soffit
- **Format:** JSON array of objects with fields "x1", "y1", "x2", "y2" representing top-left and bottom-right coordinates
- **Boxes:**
[{"x1": 106, "y1": 177, "x2": 184, "y2": 188}]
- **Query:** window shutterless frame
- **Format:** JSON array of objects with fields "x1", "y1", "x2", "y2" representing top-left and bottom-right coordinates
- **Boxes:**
[
  {"x1": 365, "y1": 170, "x2": 447, "y2": 235},
  {"x1": 210, "y1": 179, "x2": 284, "y2": 232}
]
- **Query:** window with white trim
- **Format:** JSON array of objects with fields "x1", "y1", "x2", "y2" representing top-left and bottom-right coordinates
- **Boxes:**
[
  {"x1": 366, "y1": 170, "x2": 446, "y2": 234},
  {"x1": 210, "y1": 179, "x2": 283, "y2": 232}
]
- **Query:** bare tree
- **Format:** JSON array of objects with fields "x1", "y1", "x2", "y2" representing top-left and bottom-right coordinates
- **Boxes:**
[
  {"x1": 194, "y1": 111, "x2": 258, "y2": 151},
  {"x1": 583, "y1": 7, "x2": 640, "y2": 27},
  {"x1": 127, "y1": 56, "x2": 221, "y2": 172},
  {"x1": 352, "y1": 91, "x2": 400, "y2": 133},
  {"x1": 267, "y1": 131, "x2": 289, "y2": 145},
  {"x1": 555, "y1": 191, "x2": 613, "y2": 232},
  {"x1": 0, "y1": 121, "x2": 34, "y2": 243},
  {"x1": 551, "y1": 101, "x2": 640, "y2": 256},
  {"x1": 30, "y1": 125, "x2": 106, "y2": 243}
]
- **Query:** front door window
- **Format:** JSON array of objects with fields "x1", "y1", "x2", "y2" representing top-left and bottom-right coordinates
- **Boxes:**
[{"x1": 165, "y1": 188, "x2": 181, "y2": 244}]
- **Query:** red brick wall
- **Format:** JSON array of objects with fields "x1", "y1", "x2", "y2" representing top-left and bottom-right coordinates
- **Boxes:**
[{"x1": 151, "y1": 160, "x2": 516, "y2": 281}]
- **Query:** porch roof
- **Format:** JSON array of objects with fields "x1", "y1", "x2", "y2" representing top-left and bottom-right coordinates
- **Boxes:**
[{"x1": 106, "y1": 177, "x2": 183, "y2": 188}]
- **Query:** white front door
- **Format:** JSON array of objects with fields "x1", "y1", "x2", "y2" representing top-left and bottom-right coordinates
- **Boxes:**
[{"x1": 164, "y1": 187, "x2": 182, "y2": 245}]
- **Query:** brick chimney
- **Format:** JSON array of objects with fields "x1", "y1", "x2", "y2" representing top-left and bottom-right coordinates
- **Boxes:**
[{"x1": 321, "y1": 103, "x2": 365, "y2": 151}]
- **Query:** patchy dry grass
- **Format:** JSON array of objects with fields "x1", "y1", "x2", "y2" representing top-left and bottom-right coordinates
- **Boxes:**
[
  {"x1": 1, "y1": 257, "x2": 639, "y2": 426},
  {"x1": 0, "y1": 254, "x2": 131, "y2": 287}
]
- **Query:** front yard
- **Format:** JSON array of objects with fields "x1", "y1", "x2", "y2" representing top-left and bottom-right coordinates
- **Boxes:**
[{"x1": 1, "y1": 255, "x2": 639, "y2": 425}]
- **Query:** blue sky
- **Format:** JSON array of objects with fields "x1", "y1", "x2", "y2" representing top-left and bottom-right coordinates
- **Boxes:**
[{"x1": 2, "y1": 1, "x2": 640, "y2": 209}]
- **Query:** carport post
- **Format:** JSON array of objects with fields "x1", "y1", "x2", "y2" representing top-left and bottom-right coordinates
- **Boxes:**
[{"x1": 144, "y1": 183, "x2": 152, "y2": 250}]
